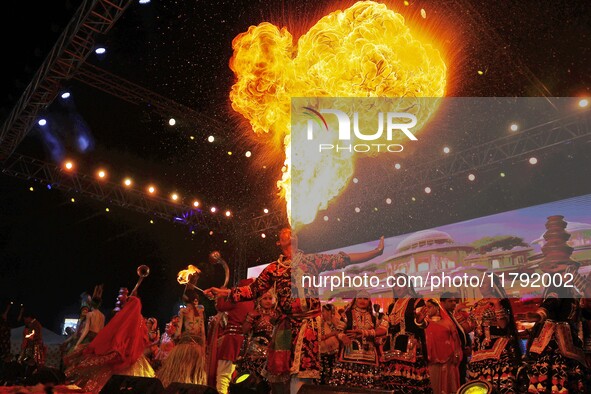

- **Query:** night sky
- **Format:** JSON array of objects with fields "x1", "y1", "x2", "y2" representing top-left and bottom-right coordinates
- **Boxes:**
[{"x1": 1, "y1": 0, "x2": 590, "y2": 333}]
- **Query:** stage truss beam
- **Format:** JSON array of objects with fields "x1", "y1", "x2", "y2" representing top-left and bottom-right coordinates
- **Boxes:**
[
  {"x1": 0, "y1": 0, "x2": 133, "y2": 161},
  {"x1": 1, "y1": 153, "x2": 232, "y2": 234}
]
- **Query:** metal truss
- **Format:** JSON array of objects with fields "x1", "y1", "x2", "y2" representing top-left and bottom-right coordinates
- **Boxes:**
[
  {"x1": 1, "y1": 153, "x2": 233, "y2": 234},
  {"x1": 390, "y1": 110, "x2": 591, "y2": 187},
  {"x1": 0, "y1": 0, "x2": 133, "y2": 161},
  {"x1": 243, "y1": 110, "x2": 591, "y2": 233},
  {"x1": 74, "y1": 63, "x2": 227, "y2": 132},
  {"x1": 242, "y1": 210, "x2": 287, "y2": 235}
]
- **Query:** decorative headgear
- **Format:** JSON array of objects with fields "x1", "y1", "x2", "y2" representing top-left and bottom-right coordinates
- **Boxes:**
[
  {"x1": 113, "y1": 287, "x2": 129, "y2": 313},
  {"x1": 80, "y1": 292, "x2": 92, "y2": 312},
  {"x1": 90, "y1": 284, "x2": 103, "y2": 309}
]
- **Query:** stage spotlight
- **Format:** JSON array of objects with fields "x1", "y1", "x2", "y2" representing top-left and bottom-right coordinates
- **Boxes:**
[
  {"x1": 229, "y1": 370, "x2": 269, "y2": 394},
  {"x1": 225, "y1": 210, "x2": 232, "y2": 217},
  {"x1": 61, "y1": 92, "x2": 71, "y2": 99},
  {"x1": 38, "y1": 119, "x2": 47, "y2": 126},
  {"x1": 579, "y1": 98, "x2": 589, "y2": 108},
  {"x1": 95, "y1": 46, "x2": 106, "y2": 55},
  {"x1": 208, "y1": 135, "x2": 215, "y2": 143},
  {"x1": 245, "y1": 151, "x2": 252, "y2": 157},
  {"x1": 148, "y1": 185, "x2": 156, "y2": 194},
  {"x1": 510, "y1": 123, "x2": 519, "y2": 132},
  {"x1": 424, "y1": 187, "x2": 432, "y2": 194},
  {"x1": 123, "y1": 178, "x2": 132, "y2": 187},
  {"x1": 529, "y1": 157, "x2": 538, "y2": 165},
  {"x1": 468, "y1": 173, "x2": 476, "y2": 181},
  {"x1": 323, "y1": 216, "x2": 329, "y2": 221},
  {"x1": 64, "y1": 161, "x2": 74, "y2": 171},
  {"x1": 193, "y1": 200, "x2": 200, "y2": 207},
  {"x1": 97, "y1": 170, "x2": 107, "y2": 179},
  {"x1": 210, "y1": 207, "x2": 217, "y2": 213},
  {"x1": 394, "y1": 163, "x2": 401, "y2": 170},
  {"x1": 443, "y1": 146, "x2": 450, "y2": 154},
  {"x1": 138, "y1": 0, "x2": 150, "y2": 4},
  {"x1": 354, "y1": 207, "x2": 360, "y2": 213},
  {"x1": 263, "y1": 208, "x2": 269, "y2": 214},
  {"x1": 386, "y1": 198, "x2": 392, "y2": 204},
  {"x1": 457, "y1": 380, "x2": 493, "y2": 394},
  {"x1": 171, "y1": 193, "x2": 179, "y2": 201},
  {"x1": 261, "y1": 233, "x2": 266, "y2": 238},
  {"x1": 168, "y1": 118, "x2": 176, "y2": 126}
]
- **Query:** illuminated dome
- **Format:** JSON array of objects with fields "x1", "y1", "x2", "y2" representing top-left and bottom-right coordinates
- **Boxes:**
[{"x1": 396, "y1": 229, "x2": 455, "y2": 253}]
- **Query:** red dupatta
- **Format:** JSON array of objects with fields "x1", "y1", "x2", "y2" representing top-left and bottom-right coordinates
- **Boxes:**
[
  {"x1": 425, "y1": 300, "x2": 463, "y2": 364},
  {"x1": 83, "y1": 296, "x2": 148, "y2": 372}
]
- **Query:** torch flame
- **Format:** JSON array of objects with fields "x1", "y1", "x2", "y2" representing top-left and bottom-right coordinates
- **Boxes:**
[
  {"x1": 230, "y1": 1, "x2": 447, "y2": 228},
  {"x1": 177, "y1": 265, "x2": 201, "y2": 285}
]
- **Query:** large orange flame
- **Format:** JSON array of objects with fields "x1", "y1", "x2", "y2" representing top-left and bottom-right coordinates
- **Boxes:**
[{"x1": 230, "y1": 1, "x2": 447, "y2": 229}]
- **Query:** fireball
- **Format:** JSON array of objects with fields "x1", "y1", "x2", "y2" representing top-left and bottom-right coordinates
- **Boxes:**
[{"x1": 230, "y1": 1, "x2": 447, "y2": 228}]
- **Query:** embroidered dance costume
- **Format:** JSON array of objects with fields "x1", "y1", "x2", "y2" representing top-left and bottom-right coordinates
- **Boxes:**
[
  {"x1": 328, "y1": 303, "x2": 387, "y2": 389},
  {"x1": 230, "y1": 250, "x2": 350, "y2": 383},
  {"x1": 381, "y1": 298, "x2": 432, "y2": 393},
  {"x1": 318, "y1": 314, "x2": 340, "y2": 385},
  {"x1": 156, "y1": 302, "x2": 207, "y2": 388},
  {"x1": 526, "y1": 287, "x2": 589, "y2": 393},
  {"x1": 236, "y1": 307, "x2": 280, "y2": 384},
  {"x1": 463, "y1": 298, "x2": 520, "y2": 394}
]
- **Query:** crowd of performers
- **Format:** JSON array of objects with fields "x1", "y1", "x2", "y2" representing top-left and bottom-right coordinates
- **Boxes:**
[{"x1": 2, "y1": 227, "x2": 591, "y2": 394}]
